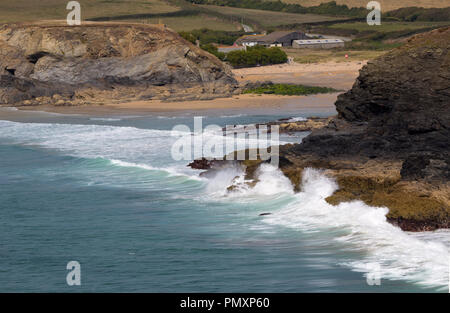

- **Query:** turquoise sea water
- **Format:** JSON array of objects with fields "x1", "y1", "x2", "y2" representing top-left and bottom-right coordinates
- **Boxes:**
[{"x1": 0, "y1": 107, "x2": 448, "y2": 292}]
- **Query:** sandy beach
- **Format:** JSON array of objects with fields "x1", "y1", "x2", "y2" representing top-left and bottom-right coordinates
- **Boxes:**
[
  {"x1": 2, "y1": 61, "x2": 365, "y2": 117},
  {"x1": 9, "y1": 93, "x2": 338, "y2": 116},
  {"x1": 233, "y1": 61, "x2": 365, "y2": 90}
]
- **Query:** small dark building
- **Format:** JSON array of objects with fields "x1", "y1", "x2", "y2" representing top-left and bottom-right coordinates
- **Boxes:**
[{"x1": 259, "y1": 31, "x2": 309, "y2": 47}]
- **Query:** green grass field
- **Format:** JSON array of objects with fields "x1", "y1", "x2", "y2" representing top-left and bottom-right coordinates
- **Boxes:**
[
  {"x1": 0, "y1": 0, "x2": 243, "y2": 31},
  {"x1": 329, "y1": 21, "x2": 450, "y2": 33},
  {"x1": 198, "y1": 4, "x2": 346, "y2": 28},
  {"x1": 1, "y1": 0, "x2": 447, "y2": 51},
  {"x1": 0, "y1": 0, "x2": 347, "y2": 32},
  {"x1": 274, "y1": 0, "x2": 450, "y2": 12},
  {"x1": 137, "y1": 15, "x2": 240, "y2": 31},
  {"x1": 0, "y1": 0, "x2": 180, "y2": 23}
]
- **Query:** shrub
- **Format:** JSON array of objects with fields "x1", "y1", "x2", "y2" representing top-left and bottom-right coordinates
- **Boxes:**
[
  {"x1": 243, "y1": 83, "x2": 337, "y2": 95},
  {"x1": 200, "y1": 43, "x2": 226, "y2": 60},
  {"x1": 226, "y1": 46, "x2": 288, "y2": 68}
]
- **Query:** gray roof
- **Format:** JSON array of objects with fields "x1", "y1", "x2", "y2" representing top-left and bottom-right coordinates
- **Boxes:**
[
  {"x1": 259, "y1": 31, "x2": 297, "y2": 42},
  {"x1": 236, "y1": 31, "x2": 307, "y2": 45},
  {"x1": 294, "y1": 39, "x2": 344, "y2": 45}
]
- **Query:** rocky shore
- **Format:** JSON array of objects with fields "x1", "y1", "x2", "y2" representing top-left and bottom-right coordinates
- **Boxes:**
[
  {"x1": 0, "y1": 22, "x2": 239, "y2": 106},
  {"x1": 191, "y1": 27, "x2": 450, "y2": 232}
]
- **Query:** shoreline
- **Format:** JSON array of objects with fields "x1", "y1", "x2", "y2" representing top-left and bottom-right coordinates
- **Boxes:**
[
  {"x1": 3, "y1": 93, "x2": 341, "y2": 117},
  {"x1": 0, "y1": 60, "x2": 365, "y2": 117}
]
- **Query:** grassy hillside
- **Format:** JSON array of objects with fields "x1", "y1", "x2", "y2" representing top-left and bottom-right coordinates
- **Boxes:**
[
  {"x1": 0, "y1": 0, "x2": 180, "y2": 23},
  {"x1": 0, "y1": 0, "x2": 348, "y2": 31},
  {"x1": 328, "y1": 21, "x2": 450, "y2": 33},
  {"x1": 277, "y1": 1, "x2": 450, "y2": 12},
  {"x1": 197, "y1": 4, "x2": 345, "y2": 28}
]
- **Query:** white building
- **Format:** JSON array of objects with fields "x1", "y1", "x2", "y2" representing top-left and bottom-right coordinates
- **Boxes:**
[{"x1": 292, "y1": 39, "x2": 345, "y2": 49}]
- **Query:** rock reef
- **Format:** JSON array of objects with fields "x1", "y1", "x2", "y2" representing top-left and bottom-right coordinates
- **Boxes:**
[{"x1": 0, "y1": 22, "x2": 238, "y2": 106}]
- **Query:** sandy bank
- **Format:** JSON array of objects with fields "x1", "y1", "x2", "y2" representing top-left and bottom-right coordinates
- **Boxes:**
[
  {"x1": 233, "y1": 61, "x2": 366, "y2": 90},
  {"x1": 11, "y1": 93, "x2": 340, "y2": 116}
]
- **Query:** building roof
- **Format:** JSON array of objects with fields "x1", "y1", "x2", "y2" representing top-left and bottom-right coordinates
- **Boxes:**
[
  {"x1": 217, "y1": 46, "x2": 246, "y2": 53},
  {"x1": 258, "y1": 31, "x2": 298, "y2": 43},
  {"x1": 236, "y1": 31, "x2": 307, "y2": 45},
  {"x1": 294, "y1": 39, "x2": 344, "y2": 45},
  {"x1": 235, "y1": 34, "x2": 266, "y2": 44}
]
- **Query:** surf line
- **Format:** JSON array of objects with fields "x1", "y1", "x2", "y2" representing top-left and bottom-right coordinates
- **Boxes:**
[{"x1": 170, "y1": 116, "x2": 280, "y2": 167}]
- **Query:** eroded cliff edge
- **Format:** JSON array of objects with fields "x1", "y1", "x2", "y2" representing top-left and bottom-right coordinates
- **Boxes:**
[
  {"x1": 283, "y1": 27, "x2": 449, "y2": 231},
  {"x1": 0, "y1": 22, "x2": 238, "y2": 105}
]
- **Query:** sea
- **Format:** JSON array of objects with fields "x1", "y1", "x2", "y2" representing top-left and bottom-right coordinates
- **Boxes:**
[{"x1": 0, "y1": 105, "x2": 448, "y2": 292}]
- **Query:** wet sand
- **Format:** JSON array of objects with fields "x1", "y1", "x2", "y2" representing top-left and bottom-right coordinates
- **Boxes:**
[{"x1": 8, "y1": 93, "x2": 340, "y2": 117}]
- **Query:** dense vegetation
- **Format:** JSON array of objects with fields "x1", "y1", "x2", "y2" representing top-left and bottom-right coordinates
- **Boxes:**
[
  {"x1": 179, "y1": 29, "x2": 243, "y2": 60},
  {"x1": 199, "y1": 43, "x2": 226, "y2": 60},
  {"x1": 226, "y1": 46, "x2": 288, "y2": 68},
  {"x1": 179, "y1": 28, "x2": 245, "y2": 45},
  {"x1": 385, "y1": 7, "x2": 450, "y2": 22},
  {"x1": 243, "y1": 83, "x2": 337, "y2": 95},
  {"x1": 188, "y1": 0, "x2": 367, "y2": 17},
  {"x1": 178, "y1": 31, "x2": 287, "y2": 67}
]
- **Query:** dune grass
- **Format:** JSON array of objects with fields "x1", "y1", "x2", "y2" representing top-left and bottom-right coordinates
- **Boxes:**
[{"x1": 243, "y1": 83, "x2": 338, "y2": 95}]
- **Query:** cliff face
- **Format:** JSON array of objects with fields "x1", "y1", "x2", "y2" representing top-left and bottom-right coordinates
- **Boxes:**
[
  {"x1": 193, "y1": 27, "x2": 450, "y2": 231},
  {"x1": 0, "y1": 22, "x2": 238, "y2": 105},
  {"x1": 282, "y1": 27, "x2": 450, "y2": 231}
]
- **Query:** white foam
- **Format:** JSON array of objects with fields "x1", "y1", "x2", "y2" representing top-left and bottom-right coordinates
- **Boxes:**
[
  {"x1": 204, "y1": 164, "x2": 294, "y2": 202},
  {"x1": 263, "y1": 168, "x2": 449, "y2": 290},
  {"x1": 287, "y1": 116, "x2": 307, "y2": 122},
  {"x1": 3, "y1": 120, "x2": 447, "y2": 289},
  {"x1": 218, "y1": 114, "x2": 247, "y2": 118},
  {"x1": 89, "y1": 117, "x2": 123, "y2": 122},
  {"x1": 109, "y1": 159, "x2": 203, "y2": 181},
  {"x1": 0, "y1": 106, "x2": 19, "y2": 111}
]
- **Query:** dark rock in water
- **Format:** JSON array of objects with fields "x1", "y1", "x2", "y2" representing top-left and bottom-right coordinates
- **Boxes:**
[
  {"x1": 0, "y1": 22, "x2": 239, "y2": 106},
  {"x1": 188, "y1": 158, "x2": 214, "y2": 170}
]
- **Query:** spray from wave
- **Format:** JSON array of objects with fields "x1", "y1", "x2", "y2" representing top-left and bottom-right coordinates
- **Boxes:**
[
  {"x1": 203, "y1": 164, "x2": 449, "y2": 289},
  {"x1": 1, "y1": 120, "x2": 448, "y2": 290},
  {"x1": 260, "y1": 168, "x2": 449, "y2": 290}
]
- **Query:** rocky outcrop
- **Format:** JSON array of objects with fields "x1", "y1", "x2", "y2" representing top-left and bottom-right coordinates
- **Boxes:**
[
  {"x1": 0, "y1": 22, "x2": 238, "y2": 106},
  {"x1": 283, "y1": 27, "x2": 450, "y2": 231},
  {"x1": 190, "y1": 27, "x2": 450, "y2": 231},
  {"x1": 273, "y1": 117, "x2": 332, "y2": 133}
]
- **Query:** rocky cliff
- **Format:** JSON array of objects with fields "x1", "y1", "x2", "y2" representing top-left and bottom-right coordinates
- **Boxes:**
[
  {"x1": 0, "y1": 22, "x2": 238, "y2": 106},
  {"x1": 192, "y1": 27, "x2": 449, "y2": 231},
  {"x1": 283, "y1": 27, "x2": 450, "y2": 231}
]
